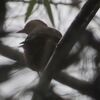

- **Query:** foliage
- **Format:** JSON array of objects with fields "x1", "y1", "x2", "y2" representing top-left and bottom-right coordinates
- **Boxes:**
[
  {"x1": 25, "y1": 0, "x2": 37, "y2": 21},
  {"x1": 26, "y1": 0, "x2": 54, "y2": 25}
]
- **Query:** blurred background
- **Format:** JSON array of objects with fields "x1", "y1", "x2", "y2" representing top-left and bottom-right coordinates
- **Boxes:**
[{"x1": 0, "y1": 0, "x2": 100, "y2": 100}]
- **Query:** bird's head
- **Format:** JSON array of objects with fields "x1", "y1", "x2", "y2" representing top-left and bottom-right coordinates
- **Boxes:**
[{"x1": 18, "y1": 20, "x2": 48, "y2": 34}]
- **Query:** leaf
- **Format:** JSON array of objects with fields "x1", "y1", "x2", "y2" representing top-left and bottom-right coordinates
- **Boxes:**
[
  {"x1": 25, "y1": 0, "x2": 37, "y2": 21},
  {"x1": 44, "y1": 0, "x2": 54, "y2": 26}
]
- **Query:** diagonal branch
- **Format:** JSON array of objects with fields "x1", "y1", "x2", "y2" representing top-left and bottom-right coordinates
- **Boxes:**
[
  {"x1": 0, "y1": 42, "x2": 25, "y2": 65},
  {"x1": 54, "y1": 72, "x2": 94, "y2": 98}
]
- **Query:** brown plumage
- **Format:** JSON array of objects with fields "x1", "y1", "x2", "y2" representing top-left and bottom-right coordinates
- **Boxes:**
[{"x1": 18, "y1": 20, "x2": 62, "y2": 71}]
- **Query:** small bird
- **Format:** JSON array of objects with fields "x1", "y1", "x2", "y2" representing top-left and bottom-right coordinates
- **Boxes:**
[{"x1": 18, "y1": 20, "x2": 62, "y2": 72}]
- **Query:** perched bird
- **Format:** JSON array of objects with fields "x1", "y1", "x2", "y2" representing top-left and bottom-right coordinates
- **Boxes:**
[{"x1": 18, "y1": 20, "x2": 62, "y2": 72}]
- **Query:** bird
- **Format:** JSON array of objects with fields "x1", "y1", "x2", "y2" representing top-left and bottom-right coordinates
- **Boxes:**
[{"x1": 18, "y1": 20, "x2": 62, "y2": 72}]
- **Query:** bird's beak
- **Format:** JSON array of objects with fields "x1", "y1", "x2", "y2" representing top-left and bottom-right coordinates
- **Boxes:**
[{"x1": 17, "y1": 29, "x2": 24, "y2": 33}]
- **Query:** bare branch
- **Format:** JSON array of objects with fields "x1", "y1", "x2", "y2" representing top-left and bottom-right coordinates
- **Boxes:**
[
  {"x1": 54, "y1": 72, "x2": 94, "y2": 97},
  {"x1": 0, "y1": 42, "x2": 25, "y2": 65}
]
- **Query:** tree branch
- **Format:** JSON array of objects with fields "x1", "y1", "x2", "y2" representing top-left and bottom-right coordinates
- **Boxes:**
[
  {"x1": 0, "y1": 42, "x2": 25, "y2": 65},
  {"x1": 54, "y1": 72, "x2": 94, "y2": 97}
]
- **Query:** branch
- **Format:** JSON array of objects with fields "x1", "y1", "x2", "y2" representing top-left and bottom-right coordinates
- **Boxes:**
[
  {"x1": 54, "y1": 72, "x2": 94, "y2": 98},
  {"x1": 0, "y1": 42, "x2": 25, "y2": 65},
  {"x1": 54, "y1": 72, "x2": 100, "y2": 100},
  {"x1": 0, "y1": 63, "x2": 20, "y2": 82},
  {"x1": 32, "y1": 86, "x2": 64, "y2": 100}
]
